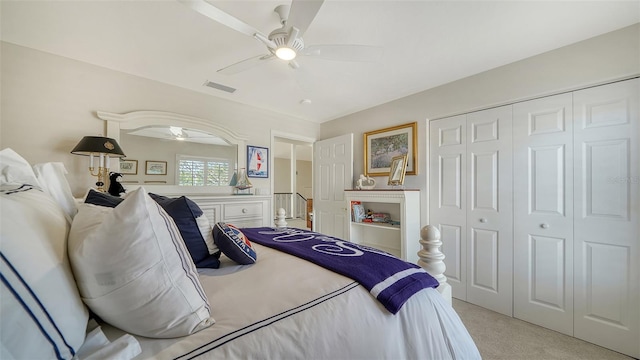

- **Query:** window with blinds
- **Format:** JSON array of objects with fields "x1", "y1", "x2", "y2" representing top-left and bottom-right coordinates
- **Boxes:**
[{"x1": 177, "y1": 156, "x2": 230, "y2": 186}]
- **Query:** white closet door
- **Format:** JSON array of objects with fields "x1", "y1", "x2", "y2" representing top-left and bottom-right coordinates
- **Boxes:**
[
  {"x1": 429, "y1": 115, "x2": 467, "y2": 300},
  {"x1": 466, "y1": 106, "x2": 513, "y2": 316},
  {"x1": 573, "y1": 79, "x2": 639, "y2": 358},
  {"x1": 513, "y1": 93, "x2": 574, "y2": 335}
]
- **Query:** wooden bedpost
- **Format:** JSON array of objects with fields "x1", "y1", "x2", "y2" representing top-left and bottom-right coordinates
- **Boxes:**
[
  {"x1": 418, "y1": 225, "x2": 452, "y2": 305},
  {"x1": 275, "y1": 208, "x2": 288, "y2": 228}
]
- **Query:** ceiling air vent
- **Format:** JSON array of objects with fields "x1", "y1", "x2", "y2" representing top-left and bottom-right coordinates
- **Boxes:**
[{"x1": 203, "y1": 80, "x2": 236, "y2": 94}]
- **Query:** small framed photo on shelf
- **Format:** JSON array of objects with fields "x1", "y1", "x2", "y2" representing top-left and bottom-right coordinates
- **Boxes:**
[
  {"x1": 119, "y1": 159, "x2": 138, "y2": 175},
  {"x1": 388, "y1": 155, "x2": 408, "y2": 186},
  {"x1": 247, "y1": 145, "x2": 269, "y2": 178},
  {"x1": 145, "y1": 160, "x2": 167, "y2": 175}
]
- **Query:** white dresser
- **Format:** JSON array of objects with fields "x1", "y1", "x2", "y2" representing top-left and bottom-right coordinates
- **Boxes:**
[{"x1": 187, "y1": 195, "x2": 272, "y2": 228}]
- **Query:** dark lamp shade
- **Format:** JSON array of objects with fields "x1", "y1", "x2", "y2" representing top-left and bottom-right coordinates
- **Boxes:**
[{"x1": 71, "y1": 136, "x2": 126, "y2": 157}]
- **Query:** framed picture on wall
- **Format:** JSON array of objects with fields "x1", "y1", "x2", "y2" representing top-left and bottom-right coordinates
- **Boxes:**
[
  {"x1": 119, "y1": 159, "x2": 138, "y2": 175},
  {"x1": 247, "y1": 145, "x2": 269, "y2": 178},
  {"x1": 145, "y1": 160, "x2": 167, "y2": 175},
  {"x1": 364, "y1": 122, "x2": 417, "y2": 177}
]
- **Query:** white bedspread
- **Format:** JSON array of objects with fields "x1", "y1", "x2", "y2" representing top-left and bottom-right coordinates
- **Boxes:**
[{"x1": 101, "y1": 243, "x2": 480, "y2": 359}]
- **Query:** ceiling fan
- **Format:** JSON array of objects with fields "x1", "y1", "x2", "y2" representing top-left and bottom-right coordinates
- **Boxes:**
[
  {"x1": 127, "y1": 126, "x2": 229, "y2": 145},
  {"x1": 178, "y1": 0, "x2": 382, "y2": 74}
]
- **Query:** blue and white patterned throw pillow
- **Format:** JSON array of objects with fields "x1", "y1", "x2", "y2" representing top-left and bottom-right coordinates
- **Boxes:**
[{"x1": 213, "y1": 222, "x2": 257, "y2": 265}]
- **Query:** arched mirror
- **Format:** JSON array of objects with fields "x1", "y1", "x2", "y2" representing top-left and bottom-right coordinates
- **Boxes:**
[{"x1": 99, "y1": 110, "x2": 248, "y2": 195}]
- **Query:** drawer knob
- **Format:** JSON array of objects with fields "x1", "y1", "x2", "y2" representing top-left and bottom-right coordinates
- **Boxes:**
[
  {"x1": 540, "y1": 223, "x2": 549, "y2": 229},
  {"x1": 479, "y1": 218, "x2": 487, "y2": 223},
  {"x1": 242, "y1": 208, "x2": 248, "y2": 213}
]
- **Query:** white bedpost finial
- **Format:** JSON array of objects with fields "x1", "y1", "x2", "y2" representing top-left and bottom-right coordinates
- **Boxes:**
[
  {"x1": 417, "y1": 225, "x2": 452, "y2": 304},
  {"x1": 275, "y1": 208, "x2": 288, "y2": 228}
]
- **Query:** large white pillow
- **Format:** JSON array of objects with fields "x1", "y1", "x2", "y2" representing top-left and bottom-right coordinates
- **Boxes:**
[
  {"x1": 33, "y1": 162, "x2": 78, "y2": 223},
  {"x1": 68, "y1": 187, "x2": 215, "y2": 338},
  {"x1": 0, "y1": 148, "x2": 41, "y2": 187},
  {"x1": 0, "y1": 185, "x2": 89, "y2": 359}
]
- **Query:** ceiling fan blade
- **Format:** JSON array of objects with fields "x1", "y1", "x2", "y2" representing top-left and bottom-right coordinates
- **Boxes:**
[
  {"x1": 217, "y1": 54, "x2": 275, "y2": 75},
  {"x1": 286, "y1": 0, "x2": 324, "y2": 36},
  {"x1": 301, "y1": 45, "x2": 383, "y2": 62},
  {"x1": 178, "y1": 0, "x2": 264, "y2": 38}
]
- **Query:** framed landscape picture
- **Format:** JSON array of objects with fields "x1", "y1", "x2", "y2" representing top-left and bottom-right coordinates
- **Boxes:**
[
  {"x1": 247, "y1": 145, "x2": 268, "y2": 178},
  {"x1": 119, "y1": 159, "x2": 138, "y2": 175},
  {"x1": 145, "y1": 160, "x2": 167, "y2": 175},
  {"x1": 364, "y1": 122, "x2": 417, "y2": 176}
]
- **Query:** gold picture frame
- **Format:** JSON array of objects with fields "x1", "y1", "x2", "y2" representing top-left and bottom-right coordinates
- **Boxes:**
[
  {"x1": 119, "y1": 159, "x2": 138, "y2": 175},
  {"x1": 388, "y1": 155, "x2": 408, "y2": 186},
  {"x1": 145, "y1": 160, "x2": 167, "y2": 175},
  {"x1": 364, "y1": 122, "x2": 417, "y2": 176}
]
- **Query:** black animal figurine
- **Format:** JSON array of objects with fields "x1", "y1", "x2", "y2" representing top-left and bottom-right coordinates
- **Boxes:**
[{"x1": 108, "y1": 172, "x2": 126, "y2": 197}]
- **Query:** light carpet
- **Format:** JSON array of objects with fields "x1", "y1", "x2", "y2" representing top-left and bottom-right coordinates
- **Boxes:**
[{"x1": 452, "y1": 299, "x2": 633, "y2": 360}]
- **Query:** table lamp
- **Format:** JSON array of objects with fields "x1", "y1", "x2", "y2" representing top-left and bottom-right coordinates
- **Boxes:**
[{"x1": 71, "y1": 136, "x2": 126, "y2": 192}]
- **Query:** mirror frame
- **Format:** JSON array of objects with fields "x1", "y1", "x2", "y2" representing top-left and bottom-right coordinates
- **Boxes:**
[{"x1": 98, "y1": 110, "x2": 248, "y2": 195}]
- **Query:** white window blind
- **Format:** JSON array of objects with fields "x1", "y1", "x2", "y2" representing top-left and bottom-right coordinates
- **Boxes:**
[{"x1": 177, "y1": 155, "x2": 230, "y2": 186}]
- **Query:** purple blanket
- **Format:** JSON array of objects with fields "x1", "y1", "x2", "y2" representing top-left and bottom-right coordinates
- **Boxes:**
[{"x1": 241, "y1": 227, "x2": 439, "y2": 314}]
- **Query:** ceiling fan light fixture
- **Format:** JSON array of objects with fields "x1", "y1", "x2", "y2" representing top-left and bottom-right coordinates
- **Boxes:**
[{"x1": 275, "y1": 46, "x2": 297, "y2": 60}]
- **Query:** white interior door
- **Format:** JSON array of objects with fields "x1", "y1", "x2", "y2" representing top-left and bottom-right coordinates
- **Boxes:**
[
  {"x1": 429, "y1": 115, "x2": 467, "y2": 300},
  {"x1": 465, "y1": 105, "x2": 513, "y2": 316},
  {"x1": 313, "y1": 133, "x2": 353, "y2": 239},
  {"x1": 573, "y1": 79, "x2": 639, "y2": 358},
  {"x1": 513, "y1": 93, "x2": 574, "y2": 335}
]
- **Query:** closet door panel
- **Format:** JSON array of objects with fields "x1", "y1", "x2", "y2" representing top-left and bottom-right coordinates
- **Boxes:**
[
  {"x1": 466, "y1": 105, "x2": 513, "y2": 316},
  {"x1": 430, "y1": 115, "x2": 467, "y2": 299},
  {"x1": 513, "y1": 93, "x2": 574, "y2": 335},
  {"x1": 573, "y1": 79, "x2": 639, "y2": 358}
]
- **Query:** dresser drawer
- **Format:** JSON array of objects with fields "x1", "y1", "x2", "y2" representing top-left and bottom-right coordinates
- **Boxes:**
[
  {"x1": 198, "y1": 204, "x2": 222, "y2": 225},
  {"x1": 223, "y1": 202, "x2": 263, "y2": 220}
]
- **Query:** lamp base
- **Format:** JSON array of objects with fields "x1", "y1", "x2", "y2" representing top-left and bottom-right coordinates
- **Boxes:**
[{"x1": 90, "y1": 166, "x2": 109, "y2": 192}]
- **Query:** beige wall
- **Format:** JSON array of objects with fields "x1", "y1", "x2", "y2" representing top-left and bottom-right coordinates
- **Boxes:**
[
  {"x1": 319, "y1": 24, "x2": 640, "y2": 224},
  {"x1": 296, "y1": 159, "x2": 312, "y2": 199},
  {"x1": 1, "y1": 24, "x2": 638, "y2": 201},
  {"x1": 274, "y1": 157, "x2": 292, "y2": 193},
  {"x1": 0, "y1": 42, "x2": 320, "y2": 196}
]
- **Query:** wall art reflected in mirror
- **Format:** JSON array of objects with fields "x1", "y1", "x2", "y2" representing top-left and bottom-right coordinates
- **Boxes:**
[
  {"x1": 99, "y1": 110, "x2": 249, "y2": 193},
  {"x1": 119, "y1": 126, "x2": 237, "y2": 186}
]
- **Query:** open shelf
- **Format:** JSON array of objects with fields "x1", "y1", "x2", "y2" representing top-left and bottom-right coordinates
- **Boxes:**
[
  {"x1": 351, "y1": 222, "x2": 401, "y2": 231},
  {"x1": 345, "y1": 190, "x2": 420, "y2": 264}
]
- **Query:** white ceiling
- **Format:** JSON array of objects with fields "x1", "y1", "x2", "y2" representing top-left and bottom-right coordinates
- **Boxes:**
[{"x1": 2, "y1": 1, "x2": 638, "y2": 123}]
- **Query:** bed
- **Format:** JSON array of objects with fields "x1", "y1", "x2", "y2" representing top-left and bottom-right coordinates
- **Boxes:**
[{"x1": 0, "y1": 148, "x2": 480, "y2": 359}]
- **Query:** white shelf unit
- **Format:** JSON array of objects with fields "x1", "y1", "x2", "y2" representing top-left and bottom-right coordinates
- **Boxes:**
[{"x1": 345, "y1": 190, "x2": 421, "y2": 264}]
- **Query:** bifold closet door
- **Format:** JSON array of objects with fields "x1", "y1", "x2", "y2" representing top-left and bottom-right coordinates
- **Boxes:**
[
  {"x1": 465, "y1": 106, "x2": 513, "y2": 316},
  {"x1": 429, "y1": 115, "x2": 467, "y2": 300},
  {"x1": 513, "y1": 93, "x2": 574, "y2": 335},
  {"x1": 573, "y1": 79, "x2": 639, "y2": 358}
]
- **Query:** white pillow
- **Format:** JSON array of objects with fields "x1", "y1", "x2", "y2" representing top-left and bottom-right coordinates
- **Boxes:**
[
  {"x1": 0, "y1": 185, "x2": 89, "y2": 359},
  {"x1": 68, "y1": 187, "x2": 215, "y2": 338},
  {"x1": 0, "y1": 148, "x2": 41, "y2": 187},
  {"x1": 33, "y1": 162, "x2": 78, "y2": 223},
  {"x1": 196, "y1": 213, "x2": 219, "y2": 255}
]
